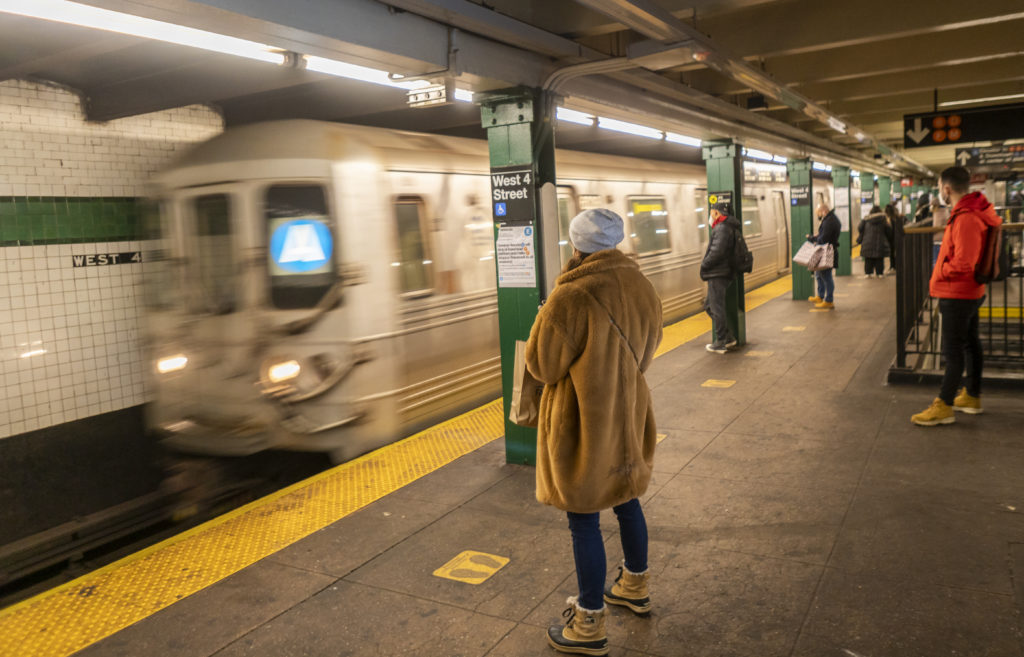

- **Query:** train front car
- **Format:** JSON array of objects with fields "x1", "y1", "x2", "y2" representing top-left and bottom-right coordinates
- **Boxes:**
[{"x1": 143, "y1": 121, "x2": 401, "y2": 463}]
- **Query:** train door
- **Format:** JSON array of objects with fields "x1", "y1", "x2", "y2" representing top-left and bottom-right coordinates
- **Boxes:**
[{"x1": 772, "y1": 190, "x2": 790, "y2": 271}]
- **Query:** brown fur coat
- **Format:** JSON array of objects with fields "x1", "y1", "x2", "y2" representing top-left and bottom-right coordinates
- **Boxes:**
[{"x1": 525, "y1": 249, "x2": 663, "y2": 513}]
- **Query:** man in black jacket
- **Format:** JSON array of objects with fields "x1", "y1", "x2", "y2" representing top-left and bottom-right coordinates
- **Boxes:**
[
  {"x1": 700, "y1": 201, "x2": 741, "y2": 353},
  {"x1": 807, "y1": 203, "x2": 841, "y2": 309}
]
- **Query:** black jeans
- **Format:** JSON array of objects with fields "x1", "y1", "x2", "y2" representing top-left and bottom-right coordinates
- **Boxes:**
[
  {"x1": 704, "y1": 277, "x2": 734, "y2": 344},
  {"x1": 864, "y1": 257, "x2": 884, "y2": 276},
  {"x1": 939, "y1": 296, "x2": 985, "y2": 404}
]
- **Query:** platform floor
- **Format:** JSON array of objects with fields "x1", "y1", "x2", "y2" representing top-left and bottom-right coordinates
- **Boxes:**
[{"x1": 14, "y1": 270, "x2": 1024, "y2": 657}]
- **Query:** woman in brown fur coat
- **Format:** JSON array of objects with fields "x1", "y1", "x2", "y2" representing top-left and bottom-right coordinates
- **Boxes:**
[{"x1": 526, "y1": 208, "x2": 663, "y2": 656}]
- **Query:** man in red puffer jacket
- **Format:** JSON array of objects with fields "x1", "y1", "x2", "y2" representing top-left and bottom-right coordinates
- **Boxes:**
[{"x1": 912, "y1": 166, "x2": 1003, "y2": 426}]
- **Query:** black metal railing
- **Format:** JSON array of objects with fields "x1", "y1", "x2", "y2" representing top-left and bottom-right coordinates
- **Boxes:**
[{"x1": 895, "y1": 213, "x2": 1024, "y2": 374}]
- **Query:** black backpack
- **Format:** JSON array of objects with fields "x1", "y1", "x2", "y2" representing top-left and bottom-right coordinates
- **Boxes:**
[{"x1": 732, "y1": 228, "x2": 754, "y2": 274}]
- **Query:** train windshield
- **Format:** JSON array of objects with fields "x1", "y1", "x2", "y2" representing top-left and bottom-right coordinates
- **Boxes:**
[
  {"x1": 141, "y1": 198, "x2": 177, "y2": 310},
  {"x1": 191, "y1": 194, "x2": 237, "y2": 315},
  {"x1": 265, "y1": 184, "x2": 336, "y2": 309}
]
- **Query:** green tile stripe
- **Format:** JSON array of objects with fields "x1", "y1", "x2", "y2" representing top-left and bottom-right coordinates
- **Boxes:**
[{"x1": 0, "y1": 197, "x2": 143, "y2": 246}]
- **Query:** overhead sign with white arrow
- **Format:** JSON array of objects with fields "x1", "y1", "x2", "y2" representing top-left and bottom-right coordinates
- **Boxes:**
[
  {"x1": 904, "y1": 103, "x2": 1024, "y2": 148},
  {"x1": 955, "y1": 145, "x2": 1024, "y2": 169}
]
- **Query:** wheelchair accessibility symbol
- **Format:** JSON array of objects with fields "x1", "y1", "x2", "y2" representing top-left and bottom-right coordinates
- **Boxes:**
[{"x1": 495, "y1": 202, "x2": 507, "y2": 216}]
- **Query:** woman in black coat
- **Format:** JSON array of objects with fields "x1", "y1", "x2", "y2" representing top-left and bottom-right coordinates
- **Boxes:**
[{"x1": 857, "y1": 205, "x2": 890, "y2": 278}]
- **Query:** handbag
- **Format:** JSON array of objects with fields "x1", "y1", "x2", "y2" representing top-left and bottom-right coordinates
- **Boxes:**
[
  {"x1": 810, "y1": 244, "x2": 835, "y2": 271},
  {"x1": 793, "y1": 241, "x2": 817, "y2": 267},
  {"x1": 509, "y1": 340, "x2": 543, "y2": 427}
]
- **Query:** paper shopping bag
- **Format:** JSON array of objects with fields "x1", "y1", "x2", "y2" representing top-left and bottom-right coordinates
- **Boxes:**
[{"x1": 509, "y1": 340, "x2": 543, "y2": 428}]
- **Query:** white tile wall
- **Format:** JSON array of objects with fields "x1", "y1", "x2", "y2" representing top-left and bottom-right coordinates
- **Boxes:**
[
  {"x1": 0, "y1": 79, "x2": 222, "y2": 197},
  {"x1": 0, "y1": 243, "x2": 149, "y2": 438},
  {"x1": 0, "y1": 79, "x2": 224, "y2": 439}
]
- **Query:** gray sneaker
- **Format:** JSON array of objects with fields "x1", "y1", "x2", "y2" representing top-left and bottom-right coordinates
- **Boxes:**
[
  {"x1": 705, "y1": 343, "x2": 728, "y2": 354},
  {"x1": 724, "y1": 338, "x2": 738, "y2": 349}
]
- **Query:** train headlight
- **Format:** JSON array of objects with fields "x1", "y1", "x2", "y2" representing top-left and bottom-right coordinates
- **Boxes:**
[
  {"x1": 157, "y1": 354, "x2": 188, "y2": 374},
  {"x1": 267, "y1": 359, "x2": 301, "y2": 383}
]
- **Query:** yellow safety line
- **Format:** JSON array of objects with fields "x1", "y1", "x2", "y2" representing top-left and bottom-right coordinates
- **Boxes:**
[
  {"x1": 0, "y1": 274, "x2": 793, "y2": 657},
  {"x1": 980, "y1": 307, "x2": 1022, "y2": 319}
]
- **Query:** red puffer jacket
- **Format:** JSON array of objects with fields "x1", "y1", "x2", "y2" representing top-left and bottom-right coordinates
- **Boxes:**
[{"x1": 929, "y1": 192, "x2": 1002, "y2": 299}]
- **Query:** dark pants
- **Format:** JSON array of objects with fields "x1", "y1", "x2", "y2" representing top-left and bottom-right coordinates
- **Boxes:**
[
  {"x1": 939, "y1": 296, "x2": 985, "y2": 404},
  {"x1": 566, "y1": 498, "x2": 648, "y2": 610},
  {"x1": 864, "y1": 257, "x2": 885, "y2": 276},
  {"x1": 815, "y1": 268, "x2": 834, "y2": 302},
  {"x1": 704, "y1": 277, "x2": 734, "y2": 344}
]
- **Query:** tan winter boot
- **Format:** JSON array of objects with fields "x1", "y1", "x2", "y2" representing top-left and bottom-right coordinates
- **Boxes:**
[
  {"x1": 546, "y1": 597, "x2": 608, "y2": 655},
  {"x1": 603, "y1": 565, "x2": 651, "y2": 616}
]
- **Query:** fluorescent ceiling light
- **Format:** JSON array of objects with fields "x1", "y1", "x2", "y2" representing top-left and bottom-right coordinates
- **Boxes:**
[
  {"x1": 305, "y1": 56, "x2": 431, "y2": 89},
  {"x1": 772, "y1": 154, "x2": 788, "y2": 164},
  {"x1": 665, "y1": 132, "x2": 702, "y2": 147},
  {"x1": 0, "y1": 0, "x2": 285, "y2": 64},
  {"x1": 827, "y1": 117, "x2": 847, "y2": 134},
  {"x1": 938, "y1": 93, "x2": 1024, "y2": 107},
  {"x1": 812, "y1": 161, "x2": 832, "y2": 172},
  {"x1": 745, "y1": 148, "x2": 773, "y2": 161},
  {"x1": 556, "y1": 107, "x2": 595, "y2": 126},
  {"x1": 453, "y1": 88, "x2": 474, "y2": 103},
  {"x1": 597, "y1": 117, "x2": 662, "y2": 140}
]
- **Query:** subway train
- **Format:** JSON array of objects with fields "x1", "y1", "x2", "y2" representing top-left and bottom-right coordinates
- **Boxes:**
[{"x1": 143, "y1": 120, "x2": 803, "y2": 462}]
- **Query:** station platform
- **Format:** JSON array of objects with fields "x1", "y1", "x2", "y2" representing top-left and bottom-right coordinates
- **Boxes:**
[{"x1": 4, "y1": 270, "x2": 1024, "y2": 657}]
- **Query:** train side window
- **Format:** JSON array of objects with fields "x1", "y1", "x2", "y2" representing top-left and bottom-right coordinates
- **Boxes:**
[
  {"x1": 141, "y1": 199, "x2": 176, "y2": 310},
  {"x1": 193, "y1": 194, "x2": 236, "y2": 315},
  {"x1": 627, "y1": 196, "x2": 671, "y2": 256},
  {"x1": 265, "y1": 184, "x2": 336, "y2": 310},
  {"x1": 695, "y1": 189, "x2": 709, "y2": 246},
  {"x1": 740, "y1": 195, "x2": 763, "y2": 237},
  {"x1": 393, "y1": 197, "x2": 434, "y2": 296}
]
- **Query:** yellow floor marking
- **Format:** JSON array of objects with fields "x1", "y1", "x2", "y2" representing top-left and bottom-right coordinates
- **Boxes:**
[
  {"x1": 654, "y1": 275, "x2": 792, "y2": 357},
  {"x1": 433, "y1": 551, "x2": 509, "y2": 585},
  {"x1": 745, "y1": 351, "x2": 773, "y2": 358},
  {"x1": 980, "y1": 307, "x2": 1022, "y2": 319},
  {"x1": 656, "y1": 433, "x2": 667, "y2": 443},
  {"x1": 701, "y1": 379, "x2": 736, "y2": 388},
  {"x1": 809, "y1": 309, "x2": 831, "y2": 313},
  {"x1": 0, "y1": 401, "x2": 505, "y2": 657},
  {"x1": 3, "y1": 274, "x2": 795, "y2": 657},
  {"x1": 783, "y1": 326, "x2": 806, "y2": 331}
]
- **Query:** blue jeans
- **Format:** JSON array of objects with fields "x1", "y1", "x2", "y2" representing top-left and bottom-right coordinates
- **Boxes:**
[
  {"x1": 566, "y1": 498, "x2": 648, "y2": 610},
  {"x1": 816, "y1": 268, "x2": 834, "y2": 302}
]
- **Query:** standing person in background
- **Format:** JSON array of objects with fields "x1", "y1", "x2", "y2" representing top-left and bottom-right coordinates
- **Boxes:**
[
  {"x1": 856, "y1": 205, "x2": 890, "y2": 278},
  {"x1": 807, "y1": 203, "x2": 841, "y2": 309},
  {"x1": 699, "y1": 201, "x2": 741, "y2": 353},
  {"x1": 884, "y1": 203, "x2": 903, "y2": 274},
  {"x1": 911, "y1": 166, "x2": 1002, "y2": 426},
  {"x1": 526, "y1": 208, "x2": 663, "y2": 655}
]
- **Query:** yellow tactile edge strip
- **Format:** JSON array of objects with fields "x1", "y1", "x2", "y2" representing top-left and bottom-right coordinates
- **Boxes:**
[{"x1": 0, "y1": 274, "x2": 792, "y2": 657}]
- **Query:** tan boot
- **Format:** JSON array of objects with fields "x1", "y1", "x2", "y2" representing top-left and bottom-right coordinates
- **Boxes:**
[
  {"x1": 546, "y1": 597, "x2": 608, "y2": 655},
  {"x1": 808, "y1": 295, "x2": 823, "y2": 303},
  {"x1": 953, "y1": 388, "x2": 983, "y2": 414},
  {"x1": 814, "y1": 300, "x2": 834, "y2": 310},
  {"x1": 603, "y1": 564, "x2": 651, "y2": 616},
  {"x1": 911, "y1": 398, "x2": 955, "y2": 426}
]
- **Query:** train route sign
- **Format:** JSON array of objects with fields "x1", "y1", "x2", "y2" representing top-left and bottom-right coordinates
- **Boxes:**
[
  {"x1": 490, "y1": 165, "x2": 535, "y2": 226},
  {"x1": 955, "y1": 145, "x2": 1024, "y2": 168},
  {"x1": 903, "y1": 103, "x2": 1024, "y2": 148}
]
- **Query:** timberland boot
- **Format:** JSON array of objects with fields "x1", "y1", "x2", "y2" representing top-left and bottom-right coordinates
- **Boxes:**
[
  {"x1": 603, "y1": 565, "x2": 651, "y2": 616},
  {"x1": 814, "y1": 300, "x2": 835, "y2": 310},
  {"x1": 911, "y1": 397, "x2": 955, "y2": 426},
  {"x1": 546, "y1": 597, "x2": 608, "y2": 656},
  {"x1": 953, "y1": 388, "x2": 983, "y2": 414},
  {"x1": 808, "y1": 295, "x2": 823, "y2": 303}
]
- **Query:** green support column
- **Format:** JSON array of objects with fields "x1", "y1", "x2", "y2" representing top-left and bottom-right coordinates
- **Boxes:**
[
  {"x1": 831, "y1": 166, "x2": 853, "y2": 276},
  {"x1": 787, "y1": 158, "x2": 814, "y2": 300},
  {"x1": 878, "y1": 176, "x2": 892, "y2": 207},
  {"x1": 701, "y1": 140, "x2": 746, "y2": 345},
  {"x1": 908, "y1": 181, "x2": 918, "y2": 219},
  {"x1": 478, "y1": 88, "x2": 557, "y2": 465}
]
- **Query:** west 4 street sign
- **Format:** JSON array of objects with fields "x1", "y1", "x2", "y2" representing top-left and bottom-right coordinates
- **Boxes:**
[{"x1": 903, "y1": 103, "x2": 1024, "y2": 148}]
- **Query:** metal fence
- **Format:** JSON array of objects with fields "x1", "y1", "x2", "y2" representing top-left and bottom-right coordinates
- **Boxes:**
[{"x1": 894, "y1": 212, "x2": 1024, "y2": 374}]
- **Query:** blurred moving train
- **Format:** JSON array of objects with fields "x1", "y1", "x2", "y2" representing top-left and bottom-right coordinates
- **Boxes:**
[{"x1": 143, "y1": 120, "x2": 811, "y2": 462}]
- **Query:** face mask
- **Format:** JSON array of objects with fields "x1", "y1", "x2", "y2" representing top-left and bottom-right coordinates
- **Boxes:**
[{"x1": 941, "y1": 191, "x2": 951, "y2": 206}]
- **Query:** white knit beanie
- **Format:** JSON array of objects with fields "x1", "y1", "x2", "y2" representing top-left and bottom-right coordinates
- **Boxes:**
[{"x1": 568, "y1": 208, "x2": 624, "y2": 253}]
